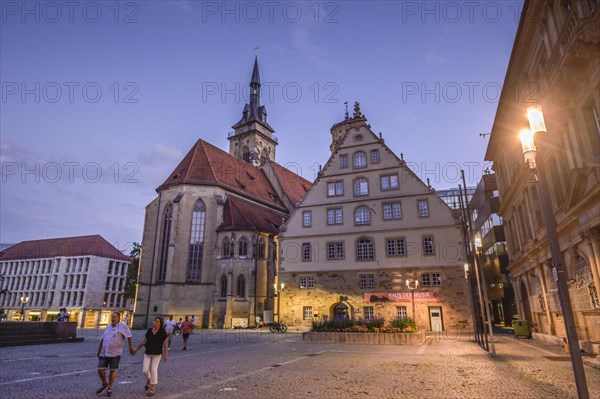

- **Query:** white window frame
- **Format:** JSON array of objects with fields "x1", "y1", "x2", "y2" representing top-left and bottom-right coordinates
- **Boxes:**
[
  {"x1": 396, "y1": 306, "x2": 408, "y2": 319},
  {"x1": 418, "y1": 199, "x2": 429, "y2": 217},
  {"x1": 302, "y1": 243, "x2": 312, "y2": 262},
  {"x1": 381, "y1": 174, "x2": 399, "y2": 191},
  {"x1": 303, "y1": 306, "x2": 313, "y2": 320},
  {"x1": 302, "y1": 211, "x2": 312, "y2": 227},
  {"x1": 327, "y1": 208, "x2": 343, "y2": 225},
  {"x1": 363, "y1": 306, "x2": 374, "y2": 320},
  {"x1": 354, "y1": 178, "x2": 369, "y2": 196},
  {"x1": 300, "y1": 276, "x2": 315, "y2": 289}
]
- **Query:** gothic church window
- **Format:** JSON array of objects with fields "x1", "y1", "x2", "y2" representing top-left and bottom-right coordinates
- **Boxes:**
[
  {"x1": 239, "y1": 237, "x2": 248, "y2": 257},
  {"x1": 220, "y1": 275, "x2": 227, "y2": 298},
  {"x1": 187, "y1": 200, "x2": 205, "y2": 281},
  {"x1": 157, "y1": 204, "x2": 173, "y2": 282},
  {"x1": 236, "y1": 275, "x2": 246, "y2": 298}
]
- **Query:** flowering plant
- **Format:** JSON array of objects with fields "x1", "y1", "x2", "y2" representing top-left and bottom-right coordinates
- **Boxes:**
[{"x1": 310, "y1": 317, "x2": 418, "y2": 333}]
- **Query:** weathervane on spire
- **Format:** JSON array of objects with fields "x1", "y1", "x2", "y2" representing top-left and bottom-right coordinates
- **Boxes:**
[{"x1": 254, "y1": 47, "x2": 260, "y2": 57}]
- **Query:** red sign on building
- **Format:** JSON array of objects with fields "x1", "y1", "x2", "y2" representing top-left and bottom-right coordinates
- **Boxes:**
[{"x1": 363, "y1": 292, "x2": 441, "y2": 303}]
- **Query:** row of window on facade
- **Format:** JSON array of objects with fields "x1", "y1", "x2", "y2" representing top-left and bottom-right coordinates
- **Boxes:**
[
  {"x1": 303, "y1": 199, "x2": 430, "y2": 228},
  {"x1": 1, "y1": 258, "x2": 58, "y2": 276},
  {"x1": 107, "y1": 260, "x2": 129, "y2": 276},
  {"x1": 218, "y1": 274, "x2": 247, "y2": 299},
  {"x1": 220, "y1": 236, "x2": 268, "y2": 259},
  {"x1": 1, "y1": 291, "x2": 52, "y2": 308},
  {"x1": 326, "y1": 174, "x2": 403, "y2": 198},
  {"x1": 299, "y1": 235, "x2": 436, "y2": 262},
  {"x1": 3, "y1": 274, "x2": 57, "y2": 293},
  {"x1": 300, "y1": 305, "x2": 410, "y2": 321},
  {"x1": 105, "y1": 276, "x2": 126, "y2": 292},
  {"x1": 297, "y1": 273, "x2": 442, "y2": 290},
  {"x1": 338, "y1": 149, "x2": 381, "y2": 170}
]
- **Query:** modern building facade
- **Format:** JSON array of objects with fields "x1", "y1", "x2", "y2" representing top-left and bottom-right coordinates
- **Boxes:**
[
  {"x1": 0, "y1": 235, "x2": 132, "y2": 327},
  {"x1": 469, "y1": 173, "x2": 516, "y2": 326},
  {"x1": 278, "y1": 104, "x2": 472, "y2": 332},
  {"x1": 485, "y1": 0, "x2": 599, "y2": 353},
  {"x1": 133, "y1": 57, "x2": 311, "y2": 329}
]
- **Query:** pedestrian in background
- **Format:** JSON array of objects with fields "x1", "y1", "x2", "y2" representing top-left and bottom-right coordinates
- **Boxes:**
[
  {"x1": 133, "y1": 317, "x2": 168, "y2": 396},
  {"x1": 180, "y1": 316, "x2": 193, "y2": 350},
  {"x1": 190, "y1": 315, "x2": 196, "y2": 334},
  {"x1": 96, "y1": 312, "x2": 134, "y2": 397},
  {"x1": 164, "y1": 315, "x2": 177, "y2": 350}
]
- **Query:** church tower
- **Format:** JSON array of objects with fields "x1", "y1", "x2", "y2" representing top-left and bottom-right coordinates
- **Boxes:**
[{"x1": 228, "y1": 56, "x2": 278, "y2": 166}]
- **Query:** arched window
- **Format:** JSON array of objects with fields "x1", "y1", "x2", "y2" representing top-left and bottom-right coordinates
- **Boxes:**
[
  {"x1": 355, "y1": 206, "x2": 371, "y2": 225},
  {"x1": 238, "y1": 237, "x2": 248, "y2": 257},
  {"x1": 353, "y1": 151, "x2": 367, "y2": 168},
  {"x1": 222, "y1": 238, "x2": 233, "y2": 258},
  {"x1": 356, "y1": 238, "x2": 374, "y2": 260},
  {"x1": 157, "y1": 204, "x2": 173, "y2": 282},
  {"x1": 220, "y1": 275, "x2": 227, "y2": 298},
  {"x1": 257, "y1": 238, "x2": 265, "y2": 259},
  {"x1": 572, "y1": 256, "x2": 599, "y2": 310},
  {"x1": 187, "y1": 200, "x2": 206, "y2": 281},
  {"x1": 242, "y1": 146, "x2": 250, "y2": 162},
  {"x1": 236, "y1": 274, "x2": 246, "y2": 298},
  {"x1": 354, "y1": 178, "x2": 369, "y2": 196}
]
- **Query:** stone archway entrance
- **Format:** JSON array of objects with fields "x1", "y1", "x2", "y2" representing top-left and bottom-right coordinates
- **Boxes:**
[{"x1": 332, "y1": 303, "x2": 350, "y2": 321}]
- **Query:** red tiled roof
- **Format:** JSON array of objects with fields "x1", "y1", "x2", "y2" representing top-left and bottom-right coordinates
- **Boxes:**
[
  {"x1": 0, "y1": 235, "x2": 131, "y2": 262},
  {"x1": 268, "y1": 161, "x2": 312, "y2": 205},
  {"x1": 158, "y1": 140, "x2": 286, "y2": 211},
  {"x1": 217, "y1": 196, "x2": 285, "y2": 234}
]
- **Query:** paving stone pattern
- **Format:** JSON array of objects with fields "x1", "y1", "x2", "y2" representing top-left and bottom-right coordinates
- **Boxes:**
[{"x1": 0, "y1": 329, "x2": 598, "y2": 398}]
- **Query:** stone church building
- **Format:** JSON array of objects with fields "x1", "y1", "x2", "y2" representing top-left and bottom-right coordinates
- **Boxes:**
[{"x1": 133, "y1": 58, "x2": 311, "y2": 329}]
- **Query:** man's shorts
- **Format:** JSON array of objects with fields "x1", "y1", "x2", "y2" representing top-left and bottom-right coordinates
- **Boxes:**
[
  {"x1": 182, "y1": 333, "x2": 190, "y2": 339},
  {"x1": 98, "y1": 356, "x2": 121, "y2": 370}
]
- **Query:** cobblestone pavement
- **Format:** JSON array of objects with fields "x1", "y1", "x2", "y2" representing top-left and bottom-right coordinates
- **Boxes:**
[{"x1": 0, "y1": 329, "x2": 599, "y2": 399}]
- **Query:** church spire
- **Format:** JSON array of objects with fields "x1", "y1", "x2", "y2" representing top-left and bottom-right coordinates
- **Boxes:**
[
  {"x1": 229, "y1": 54, "x2": 277, "y2": 167},
  {"x1": 251, "y1": 56, "x2": 260, "y2": 90}
]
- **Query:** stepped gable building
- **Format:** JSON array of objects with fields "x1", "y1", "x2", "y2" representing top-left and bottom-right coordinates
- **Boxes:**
[
  {"x1": 0, "y1": 235, "x2": 132, "y2": 327},
  {"x1": 134, "y1": 57, "x2": 312, "y2": 329},
  {"x1": 278, "y1": 103, "x2": 472, "y2": 331},
  {"x1": 485, "y1": 0, "x2": 599, "y2": 353}
]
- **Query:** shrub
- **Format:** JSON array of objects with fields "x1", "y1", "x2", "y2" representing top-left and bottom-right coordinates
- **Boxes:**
[{"x1": 388, "y1": 317, "x2": 417, "y2": 332}]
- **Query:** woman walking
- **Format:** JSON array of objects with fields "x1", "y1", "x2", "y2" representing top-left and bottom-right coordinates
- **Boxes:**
[{"x1": 133, "y1": 317, "x2": 168, "y2": 396}]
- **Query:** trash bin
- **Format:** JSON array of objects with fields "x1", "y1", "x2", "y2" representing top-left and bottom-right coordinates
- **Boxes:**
[{"x1": 513, "y1": 320, "x2": 531, "y2": 339}]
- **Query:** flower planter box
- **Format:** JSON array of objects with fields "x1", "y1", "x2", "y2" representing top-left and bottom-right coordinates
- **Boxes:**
[{"x1": 302, "y1": 331, "x2": 425, "y2": 345}]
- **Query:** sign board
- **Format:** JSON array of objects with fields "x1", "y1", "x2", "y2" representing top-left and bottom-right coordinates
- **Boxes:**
[
  {"x1": 364, "y1": 292, "x2": 441, "y2": 303},
  {"x1": 231, "y1": 318, "x2": 248, "y2": 328}
]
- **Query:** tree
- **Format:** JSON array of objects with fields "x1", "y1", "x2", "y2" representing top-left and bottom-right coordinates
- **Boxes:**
[{"x1": 124, "y1": 243, "x2": 140, "y2": 299}]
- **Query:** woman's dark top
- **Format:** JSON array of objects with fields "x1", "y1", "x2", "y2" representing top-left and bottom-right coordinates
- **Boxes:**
[{"x1": 144, "y1": 328, "x2": 168, "y2": 355}]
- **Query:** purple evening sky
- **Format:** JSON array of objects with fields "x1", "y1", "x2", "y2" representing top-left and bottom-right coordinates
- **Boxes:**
[{"x1": 0, "y1": 0, "x2": 523, "y2": 252}]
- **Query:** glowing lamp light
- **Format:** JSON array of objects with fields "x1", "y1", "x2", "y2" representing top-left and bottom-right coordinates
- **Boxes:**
[{"x1": 527, "y1": 105, "x2": 547, "y2": 134}]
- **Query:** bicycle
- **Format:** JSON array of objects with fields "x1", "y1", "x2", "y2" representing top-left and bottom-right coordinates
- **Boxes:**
[{"x1": 269, "y1": 322, "x2": 288, "y2": 333}]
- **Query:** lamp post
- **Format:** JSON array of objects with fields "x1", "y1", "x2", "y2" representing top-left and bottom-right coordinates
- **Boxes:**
[
  {"x1": 20, "y1": 296, "x2": 29, "y2": 321},
  {"x1": 520, "y1": 105, "x2": 589, "y2": 398},
  {"x1": 273, "y1": 283, "x2": 284, "y2": 325},
  {"x1": 406, "y1": 279, "x2": 418, "y2": 320}
]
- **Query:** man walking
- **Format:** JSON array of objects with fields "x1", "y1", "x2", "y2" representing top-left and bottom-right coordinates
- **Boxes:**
[
  {"x1": 96, "y1": 312, "x2": 134, "y2": 397},
  {"x1": 180, "y1": 315, "x2": 193, "y2": 350},
  {"x1": 164, "y1": 315, "x2": 177, "y2": 350}
]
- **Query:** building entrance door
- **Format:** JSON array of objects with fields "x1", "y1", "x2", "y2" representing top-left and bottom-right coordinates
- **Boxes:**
[
  {"x1": 429, "y1": 306, "x2": 443, "y2": 332},
  {"x1": 333, "y1": 303, "x2": 349, "y2": 321}
]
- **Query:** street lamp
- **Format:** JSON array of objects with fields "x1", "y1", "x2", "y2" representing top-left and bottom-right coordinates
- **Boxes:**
[
  {"x1": 20, "y1": 296, "x2": 29, "y2": 321},
  {"x1": 406, "y1": 279, "x2": 418, "y2": 320},
  {"x1": 520, "y1": 105, "x2": 589, "y2": 398},
  {"x1": 273, "y1": 283, "x2": 284, "y2": 325}
]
